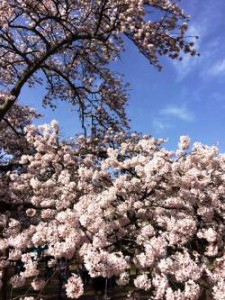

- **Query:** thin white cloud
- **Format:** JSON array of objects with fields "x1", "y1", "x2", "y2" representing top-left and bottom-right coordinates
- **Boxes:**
[
  {"x1": 172, "y1": 24, "x2": 202, "y2": 81},
  {"x1": 207, "y1": 59, "x2": 225, "y2": 77},
  {"x1": 160, "y1": 104, "x2": 194, "y2": 122},
  {"x1": 172, "y1": 0, "x2": 225, "y2": 81},
  {"x1": 152, "y1": 104, "x2": 194, "y2": 133},
  {"x1": 152, "y1": 119, "x2": 166, "y2": 131}
]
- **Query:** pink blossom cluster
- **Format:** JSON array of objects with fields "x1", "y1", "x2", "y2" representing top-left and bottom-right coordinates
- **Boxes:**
[
  {"x1": 65, "y1": 274, "x2": 84, "y2": 299},
  {"x1": 1, "y1": 122, "x2": 225, "y2": 299}
]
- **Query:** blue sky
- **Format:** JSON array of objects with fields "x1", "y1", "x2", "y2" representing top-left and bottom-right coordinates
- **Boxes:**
[{"x1": 21, "y1": 0, "x2": 225, "y2": 151}]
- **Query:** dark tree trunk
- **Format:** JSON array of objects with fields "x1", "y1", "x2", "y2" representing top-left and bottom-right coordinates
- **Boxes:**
[{"x1": 1, "y1": 266, "x2": 8, "y2": 300}]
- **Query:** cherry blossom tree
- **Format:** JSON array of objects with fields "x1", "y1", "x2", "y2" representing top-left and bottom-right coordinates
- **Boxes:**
[
  {"x1": 1, "y1": 121, "x2": 225, "y2": 299},
  {"x1": 0, "y1": 0, "x2": 196, "y2": 134},
  {"x1": 0, "y1": 100, "x2": 40, "y2": 299},
  {"x1": 0, "y1": 99, "x2": 40, "y2": 212},
  {"x1": 0, "y1": 1, "x2": 202, "y2": 299}
]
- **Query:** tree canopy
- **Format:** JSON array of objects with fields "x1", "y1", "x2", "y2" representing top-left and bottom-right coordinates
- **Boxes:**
[
  {"x1": 1, "y1": 123, "x2": 225, "y2": 299},
  {"x1": 0, "y1": 0, "x2": 196, "y2": 134},
  {"x1": 0, "y1": 1, "x2": 214, "y2": 300}
]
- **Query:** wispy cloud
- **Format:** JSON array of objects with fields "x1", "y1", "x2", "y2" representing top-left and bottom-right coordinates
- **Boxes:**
[
  {"x1": 159, "y1": 104, "x2": 194, "y2": 122},
  {"x1": 152, "y1": 104, "x2": 194, "y2": 133},
  {"x1": 172, "y1": 24, "x2": 202, "y2": 81},
  {"x1": 172, "y1": 0, "x2": 225, "y2": 81},
  {"x1": 152, "y1": 119, "x2": 167, "y2": 132},
  {"x1": 207, "y1": 59, "x2": 225, "y2": 77}
]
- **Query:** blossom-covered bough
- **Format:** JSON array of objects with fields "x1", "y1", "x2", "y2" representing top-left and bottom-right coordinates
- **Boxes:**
[
  {"x1": 1, "y1": 121, "x2": 225, "y2": 299},
  {"x1": 0, "y1": 0, "x2": 196, "y2": 134}
]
